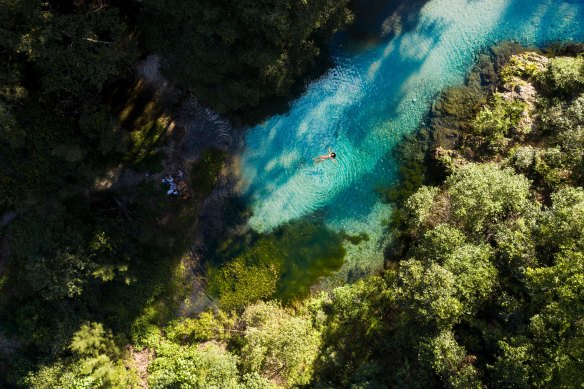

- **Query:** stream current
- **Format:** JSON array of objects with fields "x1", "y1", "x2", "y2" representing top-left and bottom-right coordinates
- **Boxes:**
[{"x1": 238, "y1": 0, "x2": 584, "y2": 276}]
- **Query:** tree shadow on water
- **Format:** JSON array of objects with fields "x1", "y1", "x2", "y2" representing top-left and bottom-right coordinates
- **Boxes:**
[{"x1": 345, "y1": 0, "x2": 432, "y2": 48}]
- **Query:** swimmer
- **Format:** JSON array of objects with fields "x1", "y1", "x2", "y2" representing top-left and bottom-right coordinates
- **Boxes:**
[{"x1": 314, "y1": 147, "x2": 338, "y2": 164}]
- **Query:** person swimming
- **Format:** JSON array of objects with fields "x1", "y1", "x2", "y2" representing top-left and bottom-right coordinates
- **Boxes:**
[{"x1": 314, "y1": 147, "x2": 337, "y2": 164}]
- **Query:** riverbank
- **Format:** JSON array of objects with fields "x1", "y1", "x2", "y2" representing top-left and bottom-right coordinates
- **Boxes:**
[
  {"x1": 68, "y1": 42, "x2": 582, "y2": 388},
  {"x1": 385, "y1": 41, "x2": 584, "y2": 258},
  {"x1": 131, "y1": 42, "x2": 584, "y2": 388}
]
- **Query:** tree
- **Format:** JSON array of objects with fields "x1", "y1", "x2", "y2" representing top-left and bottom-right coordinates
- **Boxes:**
[
  {"x1": 490, "y1": 340, "x2": 532, "y2": 389},
  {"x1": 420, "y1": 330, "x2": 482, "y2": 388},
  {"x1": 442, "y1": 243, "x2": 497, "y2": 312},
  {"x1": 313, "y1": 276, "x2": 396, "y2": 387},
  {"x1": 545, "y1": 56, "x2": 584, "y2": 96},
  {"x1": 524, "y1": 247, "x2": 584, "y2": 387},
  {"x1": 148, "y1": 341, "x2": 239, "y2": 388},
  {"x1": 240, "y1": 301, "x2": 322, "y2": 387},
  {"x1": 395, "y1": 260, "x2": 463, "y2": 329},
  {"x1": 69, "y1": 322, "x2": 130, "y2": 387},
  {"x1": 28, "y1": 7, "x2": 139, "y2": 112},
  {"x1": 411, "y1": 224, "x2": 498, "y2": 313},
  {"x1": 537, "y1": 187, "x2": 584, "y2": 254},
  {"x1": 445, "y1": 163, "x2": 531, "y2": 237},
  {"x1": 24, "y1": 322, "x2": 132, "y2": 388},
  {"x1": 495, "y1": 214, "x2": 540, "y2": 272},
  {"x1": 140, "y1": 0, "x2": 352, "y2": 114},
  {"x1": 413, "y1": 224, "x2": 467, "y2": 263},
  {"x1": 9, "y1": 212, "x2": 92, "y2": 300},
  {"x1": 403, "y1": 186, "x2": 440, "y2": 233}
]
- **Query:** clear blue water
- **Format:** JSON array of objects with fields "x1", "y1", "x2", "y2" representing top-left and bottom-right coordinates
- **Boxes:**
[{"x1": 238, "y1": 0, "x2": 584, "y2": 275}]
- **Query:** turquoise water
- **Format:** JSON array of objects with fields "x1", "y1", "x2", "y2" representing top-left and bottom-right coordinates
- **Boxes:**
[{"x1": 239, "y1": 0, "x2": 584, "y2": 275}]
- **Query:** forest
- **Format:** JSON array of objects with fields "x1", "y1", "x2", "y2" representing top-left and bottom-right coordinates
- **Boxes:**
[{"x1": 0, "y1": 0, "x2": 583, "y2": 388}]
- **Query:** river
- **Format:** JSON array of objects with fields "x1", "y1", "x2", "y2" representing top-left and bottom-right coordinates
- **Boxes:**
[{"x1": 237, "y1": 0, "x2": 584, "y2": 280}]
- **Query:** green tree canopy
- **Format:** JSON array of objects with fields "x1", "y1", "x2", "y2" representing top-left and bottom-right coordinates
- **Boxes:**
[
  {"x1": 140, "y1": 0, "x2": 352, "y2": 115},
  {"x1": 545, "y1": 56, "x2": 584, "y2": 96},
  {"x1": 24, "y1": 322, "x2": 131, "y2": 388},
  {"x1": 148, "y1": 341, "x2": 239, "y2": 388},
  {"x1": 445, "y1": 163, "x2": 531, "y2": 236},
  {"x1": 395, "y1": 260, "x2": 463, "y2": 329},
  {"x1": 30, "y1": 8, "x2": 138, "y2": 111},
  {"x1": 420, "y1": 330, "x2": 482, "y2": 388},
  {"x1": 240, "y1": 301, "x2": 322, "y2": 387}
]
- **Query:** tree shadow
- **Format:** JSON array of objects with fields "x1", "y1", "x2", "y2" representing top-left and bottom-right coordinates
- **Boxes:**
[{"x1": 346, "y1": 0, "x2": 432, "y2": 47}]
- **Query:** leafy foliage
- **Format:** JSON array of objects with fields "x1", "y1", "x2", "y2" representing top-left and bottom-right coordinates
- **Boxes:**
[
  {"x1": 545, "y1": 56, "x2": 584, "y2": 96},
  {"x1": 240, "y1": 301, "x2": 322, "y2": 387},
  {"x1": 140, "y1": 0, "x2": 352, "y2": 115},
  {"x1": 500, "y1": 53, "x2": 546, "y2": 84},
  {"x1": 446, "y1": 163, "x2": 531, "y2": 236},
  {"x1": 366, "y1": 47, "x2": 584, "y2": 389},
  {"x1": 421, "y1": 331, "x2": 481, "y2": 388},
  {"x1": 148, "y1": 341, "x2": 240, "y2": 388},
  {"x1": 471, "y1": 94, "x2": 527, "y2": 151},
  {"x1": 165, "y1": 310, "x2": 236, "y2": 344},
  {"x1": 396, "y1": 260, "x2": 463, "y2": 328},
  {"x1": 2, "y1": 2, "x2": 584, "y2": 387},
  {"x1": 29, "y1": 8, "x2": 139, "y2": 111},
  {"x1": 25, "y1": 322, "x2": 133, "y2": 388}
]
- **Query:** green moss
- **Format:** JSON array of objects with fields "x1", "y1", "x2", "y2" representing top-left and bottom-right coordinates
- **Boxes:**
[
  {"x1": 208, "y1": 239, "x2": 284, "y2": 311},
  {"x1": 435, "y1": 86, "x2": 487, "y2": 127},
  {"x1": 207, "y1": 219, "x2": 347, "y2": 310},
  {"x1": 342, "y1": 233, "x2": 370, "y2": 245},
  {"x1": 275, "y1": 220, "x2": 346, "y2": 303},
  {"x1": 382, "y1": 160, "x2": 427, "y2": 205}
]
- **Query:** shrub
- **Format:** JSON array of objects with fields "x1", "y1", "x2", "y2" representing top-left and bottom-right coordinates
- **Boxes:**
[
  {"x1": 148, "y1": 342, "x2": 239, "y2": 389},
  {"x1": 445, "y1": 163, "x2": 531, "y2": 236},
  {"x1": 534, "y1": 147, "x2": 567, "y2": 189},
  {"x1": 500, "y1": 53, "x2": 546, "y2": 84},
  {"x1": 403, "y1": 186, "x2": 440, "y2": 231},
  {"x1": 472, "y1": 95, "x2": 527, "y2": 150},
  {"x1": 510, "y1": 146, "x2": 536, "y2": 172},
  {"x1": 545, "y1": 56, "x2": 584, "y2": 96},
  {"x1": 165, "y1": 311, "x2": 235, "y2": 344},
  {"x1": 240, "y1": 301, "x2": 322, "y2": 387}
]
